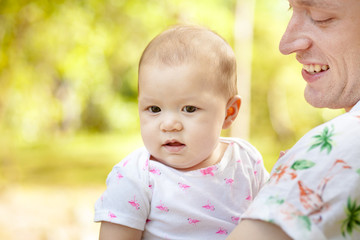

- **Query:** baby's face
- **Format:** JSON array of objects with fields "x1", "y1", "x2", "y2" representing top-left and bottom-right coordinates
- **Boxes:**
[{"x1": 138, "y1": 63, "x2": 228, "y2": 170}]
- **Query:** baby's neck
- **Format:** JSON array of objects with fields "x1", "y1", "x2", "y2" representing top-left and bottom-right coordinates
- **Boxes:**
[{"x1": 180, "y1": 141, "x2": 228, "y2": 172}]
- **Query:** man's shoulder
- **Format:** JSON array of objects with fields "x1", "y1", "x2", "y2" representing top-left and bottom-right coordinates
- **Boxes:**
[
  {"x1": 288, "y1": 111, "x2": 360, "y2": 158},
  {"x1": 321, "y1": 111, "x2": 360, "y2": 134}
]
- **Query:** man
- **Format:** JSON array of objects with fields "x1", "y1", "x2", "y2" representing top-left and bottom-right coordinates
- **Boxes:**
[{"x1": 227, "y1": 0, "x2": 360, "y2": 239}]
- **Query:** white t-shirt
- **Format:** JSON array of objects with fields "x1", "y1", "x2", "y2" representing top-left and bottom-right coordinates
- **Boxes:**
[
  {"x1": 242, "y1": 101, "x2": 360, "y2": 240},
  {"x1": 94, "y1": 137, "x2": 269, "y2": 239}
]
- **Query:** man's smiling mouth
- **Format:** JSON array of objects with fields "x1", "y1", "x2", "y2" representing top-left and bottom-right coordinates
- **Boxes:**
[{"x1": 303, "y1": 64, "x2": 329, "y2": 74}]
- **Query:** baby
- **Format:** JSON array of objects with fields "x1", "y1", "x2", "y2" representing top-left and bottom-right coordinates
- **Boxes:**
[{"x1": 94, "y1": 25, "x2": 269, "y2": 240}]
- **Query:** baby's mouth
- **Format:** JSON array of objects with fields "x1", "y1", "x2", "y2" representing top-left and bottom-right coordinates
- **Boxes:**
[
  {"x1": 303, "y1": 64, "x2": 329, "y2": 75},
  {"x1": 163, "y1": 140, "x2": 185, "y2": 152},
  {"x1": 165, "y1": 142, "x2": 184, "y2": 146}
]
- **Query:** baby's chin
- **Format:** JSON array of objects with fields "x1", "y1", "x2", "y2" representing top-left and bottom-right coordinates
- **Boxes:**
[{"x1": 149, "y1": 155, "x2": 196, "y2": 170}]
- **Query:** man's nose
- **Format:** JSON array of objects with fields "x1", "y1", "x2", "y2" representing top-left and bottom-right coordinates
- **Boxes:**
[
  {"x1": 160, "y1": 116, "x2": 183, "y2": 132},
  {"x1": 279, "y1": 13, "x2": 312, "y2": 55}
]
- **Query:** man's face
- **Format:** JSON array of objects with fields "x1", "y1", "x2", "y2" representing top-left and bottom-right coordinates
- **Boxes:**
[{"x1": 279, "y1": 0, "x2": 360, "y2": 111}]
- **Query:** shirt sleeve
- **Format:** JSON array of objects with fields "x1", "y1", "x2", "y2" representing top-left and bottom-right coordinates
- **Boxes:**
[
  {"x1": 94, "y1": 149, "x2": 152, "y2": 231},
  {"x1": 241, "y1": 112, "x2": 360, "y2": 240},
  {"x1": 251, "y1": 145, "x2": 270, "y2": 192},
  {"x1": 234, "y1": 137, "x2": 270, "y2": 195}
]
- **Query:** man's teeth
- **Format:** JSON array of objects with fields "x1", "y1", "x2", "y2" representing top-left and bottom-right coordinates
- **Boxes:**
[{"x1": 303, "y1": 64, "x2": 329, "y2": 73}]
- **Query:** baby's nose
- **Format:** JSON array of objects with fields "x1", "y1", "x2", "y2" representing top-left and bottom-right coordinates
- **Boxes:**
[{"x1": 160, "y1": 117, "x2": 183, "y2": 132}]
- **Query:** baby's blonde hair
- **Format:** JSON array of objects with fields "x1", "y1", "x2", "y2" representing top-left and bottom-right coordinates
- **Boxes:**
[{"x1": 138, "y1": 25, "x2": 237, "y2": 98}]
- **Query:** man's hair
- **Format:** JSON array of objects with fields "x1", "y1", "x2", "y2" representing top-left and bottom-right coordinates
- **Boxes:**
[{"x1": 138, "y1": 25, "x2": 237, "y2": 98}]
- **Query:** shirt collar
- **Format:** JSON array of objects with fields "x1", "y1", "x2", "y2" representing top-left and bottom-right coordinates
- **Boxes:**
[{"x1": 350, "y1": 100, "x2": 360, "y2": 113}]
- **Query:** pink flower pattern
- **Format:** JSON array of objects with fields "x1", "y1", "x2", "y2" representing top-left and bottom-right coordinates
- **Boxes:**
[
  {"x1": 144, "y1": 142, "x2": 254, "y2": 236},
  {"x1": 216, "y1": 227, "x2": 228, "y2": 235},
  {"x1": 178, "y1": 182, "x2": 191, "y2": 190},
  {"x1": 143, "y1": 158, "x2": 149, "y2": 170},
  {"x1": 156, "y1": 202, "x2": 169, "y2": 212},
  {"x1": 224, "y1": 178, "x2": 234, "y2": 185},
  {"x1": 200, "y1": 166, "x2": 217, "y2": 176},
  {"x1": 231, "y1": 216, "x2": 240, "y2": 224},
  {"x1": 188, "y1": 218, "x2": 200, "y2": 225},
  {"x1": 108, "y1": 211, "x2": 117, "y2": 219},
  {"x1": 100, "y1": 139, "x2": 266, "y2": 238},
  {"x1": 122, "y1": 159, "x2": 130, "y2": 167},
  {"x1": 202, "y1": 201, "x2": 215, "y2": 211},
  {"x1": 149, "y1": 167, "x2": 161, "y2": 175},
  {"x1": 128, "y1": 196, "x2": 140, "y2": 210}
]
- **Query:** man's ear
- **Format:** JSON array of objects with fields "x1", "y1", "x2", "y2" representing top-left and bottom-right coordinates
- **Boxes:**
[{"x1": 223, "y1": 95, "x2": 241, "y2": 129}]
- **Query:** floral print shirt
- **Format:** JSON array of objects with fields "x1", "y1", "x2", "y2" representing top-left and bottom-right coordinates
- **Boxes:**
[
  {"x1": 94, "y1": 137, "x2": 269, "y2": 239},
  {"x1": 242, "y1": 101, "x2": 360, "y2": 240}
]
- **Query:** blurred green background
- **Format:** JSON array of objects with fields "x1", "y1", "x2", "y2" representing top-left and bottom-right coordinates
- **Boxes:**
[{"x1": 0, "y1": 0, "x2": 343, "y2": 239}]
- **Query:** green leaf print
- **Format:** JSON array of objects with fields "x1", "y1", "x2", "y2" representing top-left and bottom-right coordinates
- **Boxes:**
[
  {"x1": 291, "y1": 160, "x2": 316, "y2": 170},
  {"x1": 266, "y1": 196, "x2": 285, "y2": 205},
  {"x1": 298, "y1": 215, "x2": 312, "y2": 231},
  {"x1": 308, "y1": 125, "x2": 335, "y2": 154},
  {"x1": 341, "y1": 197, "x2": 360, "y2": 237},
  {"x1": 268, "y1": 219, "x2": 275, "y2": 224},
  {"x1": 357, "y1": 169, "x2": 360, "y2": 175}
]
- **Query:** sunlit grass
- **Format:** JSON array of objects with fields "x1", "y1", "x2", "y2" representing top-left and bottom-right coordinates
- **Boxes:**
[
  {"x1": 0, "y1": 132, "x2": 143, "y2": 187},
  {"x1": 0, "y1": 130, "x2": 284, "y2": 188}
]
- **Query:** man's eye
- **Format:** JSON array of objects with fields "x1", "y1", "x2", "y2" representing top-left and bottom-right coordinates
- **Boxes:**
[
  {"x1": 309, "y1": 11, "x2": 334, "y2": 26},
  {"x1": 183, "y1": 106, "x2": 197, "y2": 113},
  {"x1": 311, "y1": 18, "x2": 333, "y2": 25},
  {"x1": 148, "y1": 106, "x2": 161, "y2": 113}
]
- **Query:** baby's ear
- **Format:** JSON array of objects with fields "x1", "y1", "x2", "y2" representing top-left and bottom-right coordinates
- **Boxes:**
[{"x1": 223, "y1": 95, "x2": 241, "y2": 129}]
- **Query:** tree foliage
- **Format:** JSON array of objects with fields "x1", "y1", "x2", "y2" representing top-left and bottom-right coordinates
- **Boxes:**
[
  {"x1": 0, "y1": 0, "x2": 236, "y2": 140},
  {"x1": 0, "y1": 0, "x2": 345, "y2": 177}
]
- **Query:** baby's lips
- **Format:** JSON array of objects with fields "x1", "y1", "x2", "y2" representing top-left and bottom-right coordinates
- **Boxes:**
[{"x1": 163, "y1": 139, "x2": 185, "y2": 146}]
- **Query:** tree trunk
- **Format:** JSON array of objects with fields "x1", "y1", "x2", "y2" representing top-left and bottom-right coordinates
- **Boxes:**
[{"x1": 230, "y1": 0, "x2": 256, "y2": 140}]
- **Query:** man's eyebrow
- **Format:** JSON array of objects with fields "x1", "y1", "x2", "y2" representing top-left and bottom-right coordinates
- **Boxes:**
[
  {"x1": 298, "y1": 0, "x2": 322, "y2": 7},
  {"x1": 292, "y1": 0, "x2": 340, "y2": 9}
]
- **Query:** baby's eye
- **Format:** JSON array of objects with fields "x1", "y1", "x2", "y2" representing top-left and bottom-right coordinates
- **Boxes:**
[
  {"x1": 182, "y1": 106, "x2": 197, "y2": 113},
  {"x1": 148, "y1": 106, "x2": 161, "y2": 113}
]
